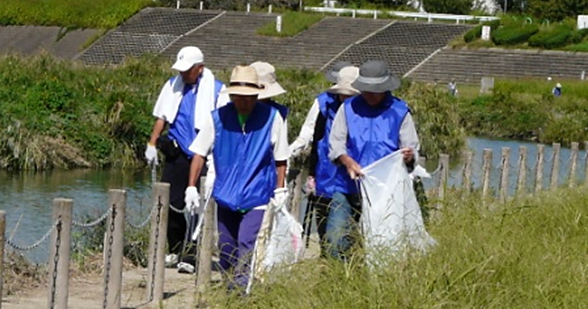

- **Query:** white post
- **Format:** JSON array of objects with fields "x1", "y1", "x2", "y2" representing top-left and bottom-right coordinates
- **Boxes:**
[
  {"x1": 582, "y1": 70, "x2": 586, "y2": 80},
  {"x1": 276, "y1": 15, "x2": 282, "y2": 33},
  {"x1": 200, "y1": 1, "x2": 203, "y2": 10},
  {"x1": 428, "y1": 14, "x2": 432, "y2": 23},
  {"x1": 268, "y1": 4, "x2": 272, "y2": 13},
  {"x1": 373, "y1": 10, "x2": 377, "y2": 19},
  {"x1": 352, "y1": 10, "x2": 356, "y2": 18},
  {"x1": 247, "y1": 3, "x2": 251, "y2": 13},
  {"x1": 176, "y1": 0, "x2": 180, "y2": 9}
]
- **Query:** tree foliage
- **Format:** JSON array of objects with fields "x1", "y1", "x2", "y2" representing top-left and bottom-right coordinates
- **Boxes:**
[{"x1": 422, "y1": 0, "x2": 473, "y2": 14}]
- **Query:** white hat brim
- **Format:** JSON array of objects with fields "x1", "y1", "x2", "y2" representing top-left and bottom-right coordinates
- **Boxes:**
[
  {"x1": 172, "y1": 60, "x2": 195, "y2": 72},
  {"x1": 327, "y1": 84, "x2": 359, "y2": 96},
  {"x1": 258, "y1": 82, "x2": 287, "y2": 100}
]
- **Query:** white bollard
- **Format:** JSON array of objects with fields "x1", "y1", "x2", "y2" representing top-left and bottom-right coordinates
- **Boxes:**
[
  {"x1": 582, "y1": 70, "x2": 586, "y2": 80},
  {"x1": 200, "y1": 1, "x2": 203, "y2": 10},
  {"x1": 176, "y1": 0, "x2": 180, "y2": 9},
  {"x1": 247, "y1": 3, "x2": 251, "y2": 13},
  {"x1": 276, "y1": 15, "x2": 282, "y2": 33},
  {"x1": 352, "y1": 10, "x2": 356, "y2": 18},
  {"x1": 373, "y1": 11, "x2": 377, "y2": 19},
  {"x1": 268, "y1": 4, "x2": 272, "y2": 14}
]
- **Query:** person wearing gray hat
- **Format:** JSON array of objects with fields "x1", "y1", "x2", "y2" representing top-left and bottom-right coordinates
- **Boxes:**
[{"x1": 326, "y1": 60, "x2": 420, "y2": 260}]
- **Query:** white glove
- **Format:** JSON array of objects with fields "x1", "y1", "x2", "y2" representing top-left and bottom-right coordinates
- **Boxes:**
[
  {"x1": 145, "y1": 144, "x2": 158, "y2": 165},
  {"x1": 271, "y1": 188, "x2": 289, "y2": 212},
  {"x1": 305, "y1": 176, "x2": 316, "y2": 194},
  {"x1": 184, "y1": 186, "x2": 202, "y2": 214},
  {"x1": 289, "y1": 143, "x2": 302, "y2": 158}
]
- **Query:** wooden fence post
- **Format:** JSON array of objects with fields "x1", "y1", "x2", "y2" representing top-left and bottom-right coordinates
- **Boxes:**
[
  {"x1": 482, "y1": 149, "x2": 492, "y2": 199},
  {"x1": 146, "y1": 183, "x2": 170, "y2": 304},
  {"x1": 47, "y1": 198, "x2": 73, "y2": 309},
  {"x1": 196, "y1": 178, "x2": 215, "y2": 296},
  {"x1": 103, "y1": 189, "x2": 126, "y2": 309},
  {"x1": 462, "y1": 151, "x2": 473, "y2": 191},
  {"x1": 437, "y1": 154, "x2": 449, "y2": 210},
  {"x1": 499, "y1": 147, "x2": 510, "y2": 203},
  {"x1": 550, "y1": 143, "x2": 561, "y2": 190},
  {"x1": 535, "y1": 144, "x2": 545, "y2": 192},
  {"x1": 516, "y1": 146, "x2": 527, "y2": 195},
  {"x1": 569, "y1": 142, "x2": 579, "y2": 187},
  {"x1": 290, "y1": 170, "x2": 305, "y2": 223},
  {"x1": 0, "y1": 211, "x2": 4, "y2": 309}
]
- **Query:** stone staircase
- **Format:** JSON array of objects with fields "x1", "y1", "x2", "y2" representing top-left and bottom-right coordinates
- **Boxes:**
[
  {"x1": 407, "y1": 48, "x2": 588, "y2": 84},
  {"x1": 162, "y1": 13, "x2": 391, "y2": 70},
  {"x1": 77, "y1": 7, "x2": 220, "y2": 65},
  {"x1": 329, "y1": 21, "x2": 472, "y2": 76}
]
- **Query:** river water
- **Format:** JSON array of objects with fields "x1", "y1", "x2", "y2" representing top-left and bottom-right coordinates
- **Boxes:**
[{"x1": 1, "y1": 137, "x2": 585, "y2": 262}]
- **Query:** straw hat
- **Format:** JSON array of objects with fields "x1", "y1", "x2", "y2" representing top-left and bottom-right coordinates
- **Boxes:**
[
  {"x1": 352, "y1": 60, "x2": 401, "y2": 93},
  {"x1": 249, "y1": 61, "x2": 287, "y2": 100},
  {"x1": 325, "y1": 61, "x2": 353, "y2": 83},
  {"x1": 327, "y1": 66, "x2": 360, "y2": 96},
  {"x1": 222, "y1": 65, "x2": 264, "y2": 96}
]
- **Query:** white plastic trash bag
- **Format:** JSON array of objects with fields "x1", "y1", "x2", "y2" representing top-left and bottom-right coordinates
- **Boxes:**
[
  {"x1": 261, "y1": 207, "x2": 305, "y2": 271},
  {"x1": 360, "y1": 151, "x2": 436, "y2": 264}
]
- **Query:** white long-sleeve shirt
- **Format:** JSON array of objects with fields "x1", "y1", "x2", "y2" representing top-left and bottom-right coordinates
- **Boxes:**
[{"x1": 289, "y1": 99, "x2": 320, "y2": 157}]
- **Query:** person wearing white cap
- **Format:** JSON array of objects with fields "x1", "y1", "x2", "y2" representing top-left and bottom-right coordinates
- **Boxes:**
[
  {"x1": 288, "y1": 61, "x2": 352, "y2": 158},
  {"x1": 304, "y1": 66, "x2": 360, "y2": 257},
  {"x1": 184, "y1": 65, "x2": 289, "y2": 292},
  {"x1": 145, "y1": 46, "x2": 229, "y2": 272},
  {"x1": 552, "y1": 82, "x2": 562, "y2": 97},
  {"x1": 327, "y1": 60, "x2": 420, "y2": 260},
  {"x1": 249, "y1": 61, "x2": 289, "y2": 122}
]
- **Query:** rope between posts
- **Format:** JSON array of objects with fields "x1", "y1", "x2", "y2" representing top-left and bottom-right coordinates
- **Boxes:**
[
  {"x1": 126, "y1": 203, "x2": 156, "y2": 229},
  {"x1": 6, "y1": 222, "x2": 57, "y2": 251},
  {"x1": 72, "y1": 207, "x2": 112, "y2": 228}
]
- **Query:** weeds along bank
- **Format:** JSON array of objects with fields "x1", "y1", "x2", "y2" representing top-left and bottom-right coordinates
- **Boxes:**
[
  {"x1": 0, "y1": 55, "x2": 465, "y2": 170},
  {"x1": 211, "y1": 188, "x2": 588, "y2": 308}
]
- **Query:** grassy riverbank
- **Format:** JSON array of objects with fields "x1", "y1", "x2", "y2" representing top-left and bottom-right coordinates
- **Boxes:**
[
  {"x1": 0, "y1": 55, "x2": 465, "y2": 170},
  {"x1": 208, "y1": 187, "x2": 588, "y2": 307}
]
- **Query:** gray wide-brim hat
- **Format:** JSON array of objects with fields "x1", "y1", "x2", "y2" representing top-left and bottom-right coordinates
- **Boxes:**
[
  {"x1": 325, "y1": 61, "x2": 353, "y2": 83},
  {"x1": 351, "y1": 60, "x2": 401, "y2": 93}
]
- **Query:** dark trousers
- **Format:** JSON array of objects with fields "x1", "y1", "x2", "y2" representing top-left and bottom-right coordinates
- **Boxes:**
[
  {"x1": 217, "y1": 206, "x2": 265, "y2": 289},
  {"x1": 161, "y1": 153, "x2": 200, "y2": 255},
  {"x1": 307, "y1": 194, "x2": 331, "y2": 257}
]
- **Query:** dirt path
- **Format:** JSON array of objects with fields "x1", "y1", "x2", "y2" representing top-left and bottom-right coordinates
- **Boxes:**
[{"x1": 3, "y1": 234, "x2": 320, "y2": 308}]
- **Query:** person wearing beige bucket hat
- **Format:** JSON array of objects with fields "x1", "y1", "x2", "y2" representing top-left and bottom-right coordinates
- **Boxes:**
[
  {"x1": 185, "y1": 65, "x2": 289, "y2": 292},
  {"x1": 302, "y1": 66, "x2": 360, "y2": 257},
  {"x1": 145, "y1": 46, "x2": 229, "y2": 272},
  {"x1": 249, "y1": 61, "x2": 289, "y2": 124},
  {"x1": 326, "y1": 60, "x2": 421, "y2": 260}
]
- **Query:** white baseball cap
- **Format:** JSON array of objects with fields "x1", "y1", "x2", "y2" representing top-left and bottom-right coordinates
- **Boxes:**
[{"x1": 172, "y1": 46, "x2": 204, "y2": 72}]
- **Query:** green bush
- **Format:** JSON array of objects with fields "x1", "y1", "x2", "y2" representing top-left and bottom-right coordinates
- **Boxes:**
[
  {"x1": 463, "y1": 20, "x2": 501, "y2": 43},
  {"x1": 568, "y1": 28, "x2": 588, "y2": 44},
  {"x1": 528, "y1": 26, "x2": 573, "y2": 49},
  {"x1": 492, "y1": 24, "x2": 539, "y2": 45}
]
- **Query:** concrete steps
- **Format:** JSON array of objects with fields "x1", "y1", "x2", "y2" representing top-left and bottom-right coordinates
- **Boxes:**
[{"x1": 407, "y1": 48, "x2": 588, "y2": 84}]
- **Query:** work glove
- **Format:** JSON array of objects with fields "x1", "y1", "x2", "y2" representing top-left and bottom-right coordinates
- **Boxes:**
[
  {"x1": 305, "y1": 176, "x2": 316, "y2": 194},
  {"x1": 289, "y1": 143, "x2": 302, "y2": 158},
  {"x1": 145, "y1": 144, "x2": 158, "y2": 166},
  {"x1": 184, "y1": 186, "x2": 202, "y2": 214},
  {"x1": 270, "y1": 188, "x2": 289, "y2": 212}
]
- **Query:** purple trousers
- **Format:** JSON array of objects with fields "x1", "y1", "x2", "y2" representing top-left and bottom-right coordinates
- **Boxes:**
[{"x1": 217, "y1": 205, "x2": 265, "y2": 288}]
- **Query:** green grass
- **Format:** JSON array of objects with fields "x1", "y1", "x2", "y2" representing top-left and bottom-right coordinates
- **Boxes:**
[
  {"x1": 205, "y1": 187, "x2": 588, "y2": 307},
  {"x1": 0, "y1": 0, "x2": 152, "y2": 29},
  {"x1": 565, "y1": 40, "x2": 588, "y2": 52},
  {"x1": 257, "y1": 12, "x2": 323, "y2": 37}
]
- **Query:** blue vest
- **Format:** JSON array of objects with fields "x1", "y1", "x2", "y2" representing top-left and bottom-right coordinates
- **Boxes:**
[
  {"x1": 264, "y1": 100, "x2": 289, "y2": 121},
  {"x1": 168, "y1": 76, "x2": 224, "y2": 158},
  {"x1": 212, "y1": 103, "x2": 277, "y2": 212},
  {"x1": 334, "y1": 93, "x2": 409, "y2": 194},
  {"x1": 315, "y1": 92, "x2": 343, "y2": 198}
]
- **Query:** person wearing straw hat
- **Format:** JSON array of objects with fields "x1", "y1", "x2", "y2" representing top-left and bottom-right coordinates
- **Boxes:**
[
  {"x1": 289, "y1": 61, "x2": 352, "y2": 158},
  {"x1": 184, "y1": 65, "x2": 289, "y2": 292},
  {"x1": 305, "y1": 66, "x2": 360, "y2": 257},
  {"x1": 326, "y1": 60, "x2": 420, "y2": 260},
  {"x1": 145, "y1": 46, "x2": 228, "y2": 270},
  {"x1": 250, "y1": 61, "x2": 289, "y2": 122}
]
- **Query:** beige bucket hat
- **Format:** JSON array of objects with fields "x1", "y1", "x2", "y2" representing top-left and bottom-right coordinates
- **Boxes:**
[
  {"x1": 249, "y1": 61, "x2": 287, "y2": 100},
  {"x1": 327, "y1": 66, "x2": 360, "y2": 96},
  {"x1": 222, "y1": 65, "x2": 264, "y2": 96}
]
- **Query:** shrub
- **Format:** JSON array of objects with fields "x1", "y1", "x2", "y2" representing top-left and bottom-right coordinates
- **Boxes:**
[
  {"x1": 463, "y1": 20, "x2": 501, "y2": 43},
  {"x1": 528, "y1": 26, "x2": 573, "y2": 49},
  {"x1": 568, "y1": 28, "x2": 588, "y2": 44},
  {"x1": 492, "y1": 24, "x2": 539, "y2": 45}
]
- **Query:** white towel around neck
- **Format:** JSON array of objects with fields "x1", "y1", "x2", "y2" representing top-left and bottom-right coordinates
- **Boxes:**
[{"x1": 152, "y1": 68, "x2": 220, "y2": 130}]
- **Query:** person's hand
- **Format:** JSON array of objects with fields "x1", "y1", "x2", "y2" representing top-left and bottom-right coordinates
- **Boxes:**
[
  {"x1": 184, "y1": 186, "x2": 201, "y2": 214},
  {"x1": 306, "y1": 176, "x2": 316, "y2": 194},
  {"x1": 271, "y1": 188, "x2": 289, "y2": 211},
  {"x1": 401, "y1": 147, "x2": 415, "y2": 164},
  {"x1": 289, "y1": 143, "x2": 302, "y2": 158},
  {"x1": 145, "y1": 144, "x2": 158, "y2": 165},
  {"x1": 340, "y1": 155, "x2": 363, "y2": 179}
]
